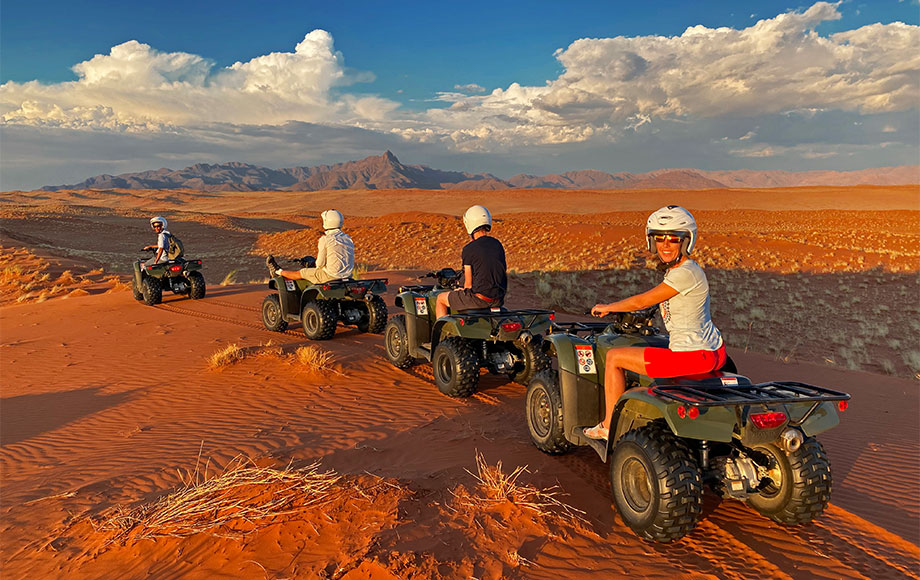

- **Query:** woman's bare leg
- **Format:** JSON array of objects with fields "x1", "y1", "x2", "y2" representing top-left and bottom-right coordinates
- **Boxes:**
[{"x1": 602, "y1": 347, "x2": 648, "y2": 429}]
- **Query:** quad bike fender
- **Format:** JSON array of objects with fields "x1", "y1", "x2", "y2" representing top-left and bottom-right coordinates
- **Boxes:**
[
  {"x1": 430, "y1": 318, "x2": 463, "y2": 351},
  {"x1": 613, "y1": 391, "x2": 736, "y2": 443},
  {"x1": 542, "y1": 334, "x2": 597, "y2": 379},
  {"x1": 791, "y1": 401, "x2": 840, "y2": 437}
]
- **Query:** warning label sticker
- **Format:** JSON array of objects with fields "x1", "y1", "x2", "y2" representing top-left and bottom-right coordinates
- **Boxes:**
[
  {"x1": 414, "y1": 297, "x2": 428, "y2": 316},
  {"x1": 720, "y1": 376, "x2": 739, "y2": 385},
  {"x1": 575, "y1": 344, "x2": 596, "y2": 374},
  {"x1": 285, "y1": 280, "x2": 296, "y2": 291}
]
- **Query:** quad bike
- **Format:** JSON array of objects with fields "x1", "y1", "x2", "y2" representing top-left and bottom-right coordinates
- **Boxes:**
[
  {"x1": 261, "y1": 255, "x2": 388, "y2": 340},
  {"x1": 384, "y1": 267, "x2": 555, "y2": 397},
  {"x1": 132, "y1": 249, "x2": 206, "y2": 306},
  {"x1": 527, "y1": 307, "x2": 850, "y2": 542}
]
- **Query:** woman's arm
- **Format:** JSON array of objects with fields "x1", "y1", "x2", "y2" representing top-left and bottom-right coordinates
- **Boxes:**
[{"x1": 591, "y1": 282, "x2": 678, "y2": 316}]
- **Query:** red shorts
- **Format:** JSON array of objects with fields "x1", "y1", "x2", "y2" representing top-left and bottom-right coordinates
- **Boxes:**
[{"x1": 643, "y1": 345, "x2": 727, "y2": 378}]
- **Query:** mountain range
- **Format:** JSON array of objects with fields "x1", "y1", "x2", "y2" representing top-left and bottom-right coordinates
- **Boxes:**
[{"x1": 41, "y1": 151, "x2": 918, "y2": 192}]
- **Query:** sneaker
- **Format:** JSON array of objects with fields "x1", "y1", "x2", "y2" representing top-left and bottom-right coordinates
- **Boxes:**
[
  {"x1": 266, "y1": 254, "x2": 280, "y2": 272},
  {"x1": 583, "y1": 422, "x2": 609, "y2": 440}
]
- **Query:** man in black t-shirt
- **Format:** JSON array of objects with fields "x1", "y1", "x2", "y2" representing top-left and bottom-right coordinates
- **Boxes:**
[{"x1": 435, "y1": 205, "x2": 508, "y2": 318}]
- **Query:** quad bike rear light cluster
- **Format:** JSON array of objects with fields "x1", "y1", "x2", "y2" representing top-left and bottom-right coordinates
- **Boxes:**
[
  {"x1": 169, "y1": 265, "x2": 183, "y2": 272},
  {"x1": 676, "y1": 405, "x2": 700, "y2": 419},
  {"x1": 749, "y1": 411, "x2": 788, "y2": 429},
  {"x1": 501, "y1": 322, "x2": 522, "y2": 332}
]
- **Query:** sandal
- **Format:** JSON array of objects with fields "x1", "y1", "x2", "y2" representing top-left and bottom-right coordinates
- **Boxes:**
[{"x1": 584, "y1": 422, "x2": 609, "y2": 440}]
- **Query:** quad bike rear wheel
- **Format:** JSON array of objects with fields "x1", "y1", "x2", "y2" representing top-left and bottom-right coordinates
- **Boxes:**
[
  {"x1": 432, "y1": 337, "x2": 479, "y2": 397},
  {"x1": 188, "y1": 271, "x2": 206, "y2": 300},
  {"x1": 358, "y1": 294, "x2": 388, "y2": 334},
  {"x1": 746, "y1": 438, "x2": 831, "y2": 525},
  {"x1": 142, "y1": 276, "x2": 162, "y2": 306},
  {"x1": 525, "y1": 370, "x2": 572, "y2": 454},
  {"x1": 384, "y1": 314, "x2": 414, "y2": 369},
  {"x1": 510, "y1": 339, "x2": 551, "y2": 386},
  {"x1": 302, "y1": 299, "x2": 337, "y2": 340},
  {"x1": 610, "y1": 421, "x2": 703, "y2": 542},
  {"x1": 261, "y1": 294, "x2": 288, "y2": 332}
]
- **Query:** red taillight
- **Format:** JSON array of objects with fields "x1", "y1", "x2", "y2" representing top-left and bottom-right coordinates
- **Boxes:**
[
  {"x1": 837, "y1": 400, "x2": 848, "y2": 412},
  {"x1": 195, "y1": 260, "x2": 202, "y2": 265},
  {"x1": 322, "y1": 284, "x2": 331, "y2": 290},
  {"x1": 549, "y1": 313, "x2": 555, "y2": 321},
  {"x1": 750, "y1": 411, "x2": 787, "y2": 429},
  {"x1": 501, "y1": 322, "x2": 522, "y2": 332},
  {"x1": 169, "y1": 265, "x2": 182, "y2": 272},
  {"x1": 677, "y1": 405, "x2": 700, "y2": 419},
  {"x1": 459, "y1": 319, "x2": 465, "y2": 326}
]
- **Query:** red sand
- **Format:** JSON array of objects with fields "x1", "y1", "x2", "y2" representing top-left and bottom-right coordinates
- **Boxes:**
[{"x1": 1, "y1": 185, "x2": 918, "y2": 578}]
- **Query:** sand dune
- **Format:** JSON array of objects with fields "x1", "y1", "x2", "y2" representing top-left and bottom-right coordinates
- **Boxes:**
[{"x1": 1, "y1": 185, "x2": 918, "y2": 578}]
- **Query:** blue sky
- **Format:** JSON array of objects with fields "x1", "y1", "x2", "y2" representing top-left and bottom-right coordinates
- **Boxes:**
[{"x1": 1, "y1": 1, "x2": 918, "y2": 190}]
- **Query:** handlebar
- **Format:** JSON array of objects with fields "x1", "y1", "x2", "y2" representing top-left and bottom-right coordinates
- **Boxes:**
[{"x1": 420, "y1": 267, "x2": 462, "y2": 289}]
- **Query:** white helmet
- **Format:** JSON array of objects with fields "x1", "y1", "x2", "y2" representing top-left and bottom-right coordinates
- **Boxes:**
[
  {"x1": 646, "y1": 205, "x2": 697, "y2": 255},
  {"x1": 150, "y1": 216, "x2": 167, "y2": 229},
  {"x1": 321, "y1": 209, "x2": 343, "y2": 230},
  {"x1": 462, "y1": 205, "x2": 492, "y2": 235}
]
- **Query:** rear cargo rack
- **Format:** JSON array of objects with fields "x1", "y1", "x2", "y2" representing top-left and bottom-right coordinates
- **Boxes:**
[
  {"x1": 550, "y1": 321, "x2": 610, "y2": 334},
  {"x1": 324, "y1": 277, "x2": 388, "y2": 289},
  {"x1": 651, "y1": 381, "x2": 851, "y2": 408}
]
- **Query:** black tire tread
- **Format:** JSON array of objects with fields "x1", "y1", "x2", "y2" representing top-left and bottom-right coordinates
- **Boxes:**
[
  {"x1": 359, "y1": 294, "x2": 388, "y2": 334},
  {"x1": 188, "y1": 271, "x2": 206, "y2": 300},
  {"x1": 433, "y1": 337, "x2": 479, "y2": 398},
  {"x1": 612, "y1": 421, "x2": 703, "y2": 542},
  {"x1": 751, "y1": 438, "x2": 832, "y2": 526},
  {"x1": 302, "y1": 299, "x2": 337, "y2": 340},
  {"x1": 511, "y1": 340, "x2": 552, "y2": 386},
  {"x1": 526, "y1": 370, "x2": 572, "y2": 455},
  {"x1": 384, "y1": 314, "x2": 414, "y2": 369},
  {"x1": 261, "y1": 294, "x2": 288, "y2": 332},
  {"x1": 142, "y1": 276, "x2": 162, "y2": 306}
]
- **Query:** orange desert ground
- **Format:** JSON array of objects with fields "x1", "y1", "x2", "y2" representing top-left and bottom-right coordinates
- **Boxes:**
[{"x1": 1, "y1": 185, "x2": 918, "y2": 579}]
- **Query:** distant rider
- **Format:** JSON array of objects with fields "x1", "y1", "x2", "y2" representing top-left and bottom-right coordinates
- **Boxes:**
[
  {"x1": 143, "y1": 216, "x2": 171, "y2": 266},
  {"x1": 585, "y1": 205, "x2": 725, "y2": 440},
  {"x1": 269, "y1": 210, "x2": 355, "y2": 283},
  {"x1": 435, "y1": 205, "x2": 507, "y2": 318}
]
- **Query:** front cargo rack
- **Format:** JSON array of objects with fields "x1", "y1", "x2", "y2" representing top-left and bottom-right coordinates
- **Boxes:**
[{"x1": 550, "y1": 321, "x2": 611, "y2": 334}]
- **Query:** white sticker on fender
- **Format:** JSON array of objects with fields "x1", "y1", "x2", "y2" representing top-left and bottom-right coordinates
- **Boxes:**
[
  {"x1": 575, "y1": 344, "x2": 596, "y2": 374},
  {"x1": 414, "y1": 297, "x2": 428, "y2": 315},
  {"x1": 721, "y1": 376, "x2": 739, "y2": 385},
  {"x1": 285, "y1": 280, "x2": 296, "y2": 291}
]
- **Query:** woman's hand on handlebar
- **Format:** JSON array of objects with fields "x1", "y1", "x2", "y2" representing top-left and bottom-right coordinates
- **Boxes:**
[{"x1": 591, "y1": 304, "x2": 609, "y2": 317}]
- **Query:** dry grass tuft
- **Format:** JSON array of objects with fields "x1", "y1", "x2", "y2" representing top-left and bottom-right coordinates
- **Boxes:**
[
  {"x1": 220, "y1": 269, "x2": 238, "y2": 286},
  {"x1": 293, "y1": 345, "x2": 338, "y2": 374},
  {"x1": 207, "y1": 344, "x2": 244, "y2": 369},
  {"x1": 451, "y1": 451, "x2": 585, "y2": 525},
  {"x1": 96, "y1": 454, "x2": 342, "y2": 542}
]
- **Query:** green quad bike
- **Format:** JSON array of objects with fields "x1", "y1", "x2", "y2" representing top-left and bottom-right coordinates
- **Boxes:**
[
  {"x1": 384, "y1": 267, "x2": 555, "y2": 397},
  {"x1": 132, "y1": 249, "x2": 206, "y2": 306},
  {"x1": 261, "y1": 255, "x2": 388, "y2": 340},
  {"x1": 526, "y1": 307, "x2": 851, "y2": 542}
]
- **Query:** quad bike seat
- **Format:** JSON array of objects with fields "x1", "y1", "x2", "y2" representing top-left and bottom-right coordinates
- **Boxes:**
[{"x1": 650, "y1": 371, "x2": 752, "y2": 388}]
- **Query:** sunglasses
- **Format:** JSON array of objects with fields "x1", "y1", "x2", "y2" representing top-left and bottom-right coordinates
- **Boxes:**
[
  {"x1": 152, "y1": 224, "x2": 163, "y2": 229},
  {"x1": 652, "y1": 234, "x2": 684, "y2": 244}
]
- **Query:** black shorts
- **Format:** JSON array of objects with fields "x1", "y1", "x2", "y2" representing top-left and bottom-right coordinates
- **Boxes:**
[{"x1": 447, "y1": 288, "x2": 497, "y2": 311}]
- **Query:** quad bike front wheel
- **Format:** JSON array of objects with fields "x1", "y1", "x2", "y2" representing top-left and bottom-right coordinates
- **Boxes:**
[
  {"x1": 188, "y1": 271, "x2": 206, "y2": 300},
  {"x1": 358, "y1": 294, "x2": 388, "y2": 334},
  {"x1": 132, "y1": 278, "x2": 144, "y2": 301},
  {"x1": 384, "y1": 314, "x2": 414, "y2": 369},
  {"x1": 746, "y1": 438, "x2": 831, "y2": 525},
  {"x1": 141, "y1": 276, "x2": 162, "y2": 306},
  {"x1": 510, "y1": 339, "x2": 551, "y2": 386},
  {"x1": 610, "y1": 421, "x2": 703, "y2": 542},
  {"x1": 302, "y1": 299, "x2": 337, "y2": 340},
  {"x1": 525, "y1": 370, "x2": 572, "y2": 455},
  {"x1": 432, "y1": 337, "x2": 479, "y2": 397},
  {"x1": 261, "y1": 294, "x2": 288, "y2": 332}
]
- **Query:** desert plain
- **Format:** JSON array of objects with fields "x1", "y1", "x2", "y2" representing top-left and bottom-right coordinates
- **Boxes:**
[{"x1": 1, "y1": 184, "x2": 918, "y2": 579}]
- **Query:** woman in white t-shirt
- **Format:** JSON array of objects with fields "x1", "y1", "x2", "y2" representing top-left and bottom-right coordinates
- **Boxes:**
[{"x1": 585, "y1": 206, "x2": 725, "y2": 440}]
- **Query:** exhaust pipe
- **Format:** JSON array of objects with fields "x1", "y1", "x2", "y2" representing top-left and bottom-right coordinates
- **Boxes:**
[{"x1": 780, "y1": 428, "x2": 803, "y2": 453}]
